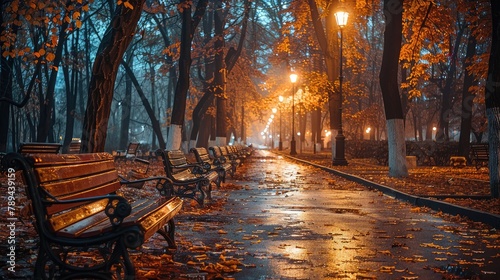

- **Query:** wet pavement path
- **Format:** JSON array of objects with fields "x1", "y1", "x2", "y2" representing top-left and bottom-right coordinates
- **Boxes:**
[{"x1": 172, "y1": 150, "x2": 500, "y2": 279}]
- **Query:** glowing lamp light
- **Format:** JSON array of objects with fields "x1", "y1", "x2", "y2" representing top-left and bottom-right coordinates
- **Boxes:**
[{"x1": 334, "y1": 10, "x2": 349, "y2": 28}]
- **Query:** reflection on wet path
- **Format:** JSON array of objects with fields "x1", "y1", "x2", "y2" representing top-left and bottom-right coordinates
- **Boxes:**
[{"x1": 176, "y1": 150, "x2": 500, "y2": 280}]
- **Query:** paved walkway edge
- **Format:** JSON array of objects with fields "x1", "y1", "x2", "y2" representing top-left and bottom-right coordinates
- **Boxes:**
[{"x1": 283, "y1": 154, "x2": 500, "y2": 229}]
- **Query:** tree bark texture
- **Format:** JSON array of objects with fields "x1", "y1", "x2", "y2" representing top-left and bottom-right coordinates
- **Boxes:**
[
  {"x1": 121, "y1": 60, "x2": 166, "y2": 149},
  {"x1": 379, "y1": 0, "x2": 408, "y2": 177},
  {"x1": 62, "y1": 33, "x2": 80, "y2": 153},
  {"x1": 81, "y1": 0, "x2": 146, "y2": 152},
  {"x1": 214, "y1": 0, "x2": 227, "y2": 145},
  {"x1": 486, "y1": 0, "x2": 500, "y2": 198},
  {"x1": 167, "y1": 0, "x2": 208, "y2": 150},
  {"x1": 459, "y1": 33, "x2": 477, "y2": 157}
]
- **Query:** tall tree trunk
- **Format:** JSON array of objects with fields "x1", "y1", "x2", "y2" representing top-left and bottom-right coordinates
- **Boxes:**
[
  {"x1": 436, "y1": 27, "x2": 465, "y2": 141},
  {"x1": 149, "y1": 62, "x2": 158, "y2": 150},
  {"x1": 121, "y1": 60, "x2": 166, "y2": 149},
  {"x1": 81, "y1": 0, "x2": 146, "y2": 152},
  {"x1": 307, "y1": 0, "x2": 340, "y2": 162},
  {"x1": 62, "y1": 33, "x2": 80, "y2": 153},
  {"x1": 120, "y1": 50, "x2": 133, "y2": 150},
  {"x1": 459, "y1": 31, "x2": 477, "y2": 157},
  {"x1": 214, "y1": 0, "x2": 227, "y2": 145},
  {"x1": 0, "y1": 14, "x2": 15, "y2": 151},
  {"x1": 486, "y1": 0, "x2": 500, "y2": 198},
  {"x1": 37, "y1": 17, "x2": 70, "y2": 142},
  {"x1": 190, "y1": 10, "x2": 214, "y2": 149},
  {"x1": 379, "y1": 0, "x2": 408, "y2": 177},
  {"x1": 190, "y1": 0, "x2": 250, "y2": 147},
  {"x1": 167, "y1": 0, "x2": 208, "y2": 150}
]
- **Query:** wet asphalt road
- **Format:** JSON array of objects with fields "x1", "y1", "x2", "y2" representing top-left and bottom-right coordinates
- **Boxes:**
[{"x1": 174, "y1": 149, "x2": 500, "y2": 280}]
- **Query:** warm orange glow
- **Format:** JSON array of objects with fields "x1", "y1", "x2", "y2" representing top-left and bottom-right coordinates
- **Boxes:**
[
  {"x1": 289, "y1": 73, "x2": 298, "y2": 83},
  {"x1": 335, "y1": 10, "x2": 349, "y2": 28}
]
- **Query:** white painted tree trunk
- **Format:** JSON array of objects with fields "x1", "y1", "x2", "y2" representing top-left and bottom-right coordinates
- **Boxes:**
[
  {"x1": 216, "y1": 136, "x2": 227, "y2": 147},
  {"x1": 166, "y1": 124, "x2": 183, "y2": 151},
  {"x1": 330, "y1": 132, "x2": 335, "y2": 163},
  {"x1": 387, "y1": 119, "x2": 408, "y2": 177},
  {"x1": 487, "y1": 107, "x2": 500, "y2": 197},
  {"x1": 189, "y1": 140, "x2": 197, "y2": 151}
]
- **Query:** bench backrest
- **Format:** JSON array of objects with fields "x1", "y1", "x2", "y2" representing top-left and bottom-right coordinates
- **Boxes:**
[
  {"x1": 470, "y1": 143, "x2": 489, "y2": 160},
  {"x1": 19, "y1": 142, "x2": 62, "y2": 154},
  {"x1": 157, "y1": 149, "x2": 197, "y2": 181},
  {"x1": 220, "y1": 146, "x2": 233, "y2": 158},
  {"x1": 227, "y1": 145, "x2": 237, "y2": 155},
  {"x1": 68, "y1": 141, "x2": 81, "y2": 153},
  {"x1": 209, "y1": 146, "x2": 223, "y2": 160},
  {"x1": 13, "y1": 153, "x2": 121, "y2": 233},
  {"x1": 191, "y1": 147, "x2": 212, "y2": 164},
  {"x1": 124, "y1": 142, "x2": 140, "y2": 157}
]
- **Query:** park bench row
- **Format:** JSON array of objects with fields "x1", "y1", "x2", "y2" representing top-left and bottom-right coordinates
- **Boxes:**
[
  {"x1": 152, "y1": 144, "x2": 253, "y2": 206},
  {"x1": 1, "y1": 143, "x2": 251, "y2": 278}
]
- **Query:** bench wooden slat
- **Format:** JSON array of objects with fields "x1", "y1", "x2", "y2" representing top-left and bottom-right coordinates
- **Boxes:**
[
  {"x1": 58, "y1": 197, "x2": 182, "y2": 240},
  {"x1": 35, "y1": 158, "x2": 116, "y2": 182},
  {"x1": 19, "y1": 142, "x2": 62, "y2": 154},
  {"x1": 133, "y1": 197, "x2": 183, "y2": 240},
  {"x1": 45, "y1": 181, "x2": 122, "y2": 215},
  {"x1": 40, "y1": 169, "x2": 118, "y2": 197},
  {"x1": 50, "y1": 198, "x2": 109, "y2": 233},
  {"x1": 470, "y1": 143, "x2": 489, "y2": 169},
  {"x1": 56, "y1": 199, "x2": 152, "y2": 238}
]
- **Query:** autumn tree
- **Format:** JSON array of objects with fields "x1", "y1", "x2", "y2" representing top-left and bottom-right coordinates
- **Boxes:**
[
  {"x1": 188, "y1": 0, "x2": 250, "y2": 148},
  {"x1": 306, "y1": 0, "x2": 340, "y2": 162},
  {"x1": 380, "y1": 0, "x2": 408, "y2": 177},
  {"x1": 166, "y1": 0, "x2": 208, "y2": 150},
  {"x1": 1, "y1": 0, "x2": 89, "y2": 151}
]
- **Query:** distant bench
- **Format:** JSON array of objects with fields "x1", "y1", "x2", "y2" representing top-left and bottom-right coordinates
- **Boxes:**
[
  {"x1": 1, "y1": 152, "x2": 182, "y2": 279},
  {"x1": 191, "y1": 146, "x2": 232, "y2": 184},
  {"x1": 156, "y1": 149, "x2": 219, "y2": 206},
  {"x1": 470, "y1": 143, "x2": 489, "y2": 169},
  {"x1": 114, "y1": 142, "x2": 141, "y2": 162}
]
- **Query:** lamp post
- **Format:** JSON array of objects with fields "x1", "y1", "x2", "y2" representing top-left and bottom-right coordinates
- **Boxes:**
[
  {"x1": 333, "y1": 8, "x2": 348, "y2": 166},
  {"x1": 289, "y1": 73, "x2": 298, "y2": 155},
  {"x1": 272, "y1": 108, "x2": 277, "y2": 149},
  {"x1": 278, "y1": 96, "x2": 284, "y2": 150}
]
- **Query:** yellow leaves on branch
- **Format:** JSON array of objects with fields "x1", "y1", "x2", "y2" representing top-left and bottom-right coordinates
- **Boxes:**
[
  {"x1": 117, "y1": 0, "x2": 135, "y2": 10},
  {"x1": 177, "y1": 1, "x2": 192, "y2": 13}
]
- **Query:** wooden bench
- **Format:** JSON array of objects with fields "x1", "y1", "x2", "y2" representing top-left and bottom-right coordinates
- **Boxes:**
[
  {"x1": 209, "y1": 146, "x2": 235, "y2": 179},
  {"x1": 231, "y1": 144, "x2": 252, "y2": 162},
  {"x1": 190, "y1": 147, "x2": 226, "y2": 186},
  {"x1": 449, "y1": 156, "x2": 466, "y2": 168},
  {"x1": 115, "y1": 142, "x2": 141, "y2": 162},
  {"x1": 1, "y1": 152, "x2": 183, "y2": 279},
  {"x1": 470, "y1": 143, "x2": 489, "y2": 169},
  {"x1": 156, "y1": 149, "x2": 219, "y2": 206},
  {"x1": 219, "y1": 146, "x2": 240, "y2": 173},
  {"x1": 67, "y1": 140, "x2": 81, "y2": 153},
  {"x1": 18, "y1": 142, "x2": 62, "y2": 154}
]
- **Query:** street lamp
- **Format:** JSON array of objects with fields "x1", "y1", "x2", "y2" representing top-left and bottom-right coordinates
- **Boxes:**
[
  {"x1": 289, "y1": 73, "x2": 298, "y2": 155},
  {"x1": 278, "y1": 96, "x2": 284, "y2": 150},
  {"x1": 332, "y1": 8, "x2": 348, "y2": 166}
]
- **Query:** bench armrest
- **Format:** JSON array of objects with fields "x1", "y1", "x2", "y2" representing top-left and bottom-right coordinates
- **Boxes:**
[
  {"x1": 120, "y1": 175, "x2": 176, "y2": 197},
  {"x1": 174, "y1": 162, "x2": 210, "y2": 175}
]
